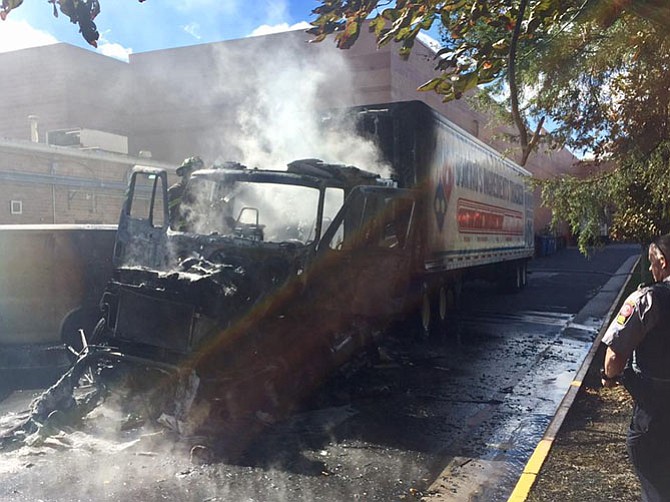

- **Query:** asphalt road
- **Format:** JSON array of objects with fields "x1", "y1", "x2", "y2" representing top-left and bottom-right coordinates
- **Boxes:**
[{"x1": 0, "y1": 244, "x2": 640, "y2": 502}]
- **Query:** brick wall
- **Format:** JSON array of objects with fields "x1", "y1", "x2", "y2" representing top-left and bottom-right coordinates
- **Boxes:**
[{"x1": 0, "y1": 150, "x2": 129, "y2": 224}]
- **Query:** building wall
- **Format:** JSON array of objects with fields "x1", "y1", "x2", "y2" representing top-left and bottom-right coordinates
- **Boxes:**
[
  {"x1": 0, "y1": 44, "x2": 132, "y2": 142},
  {"x1": 0, "y1": 149, "x2": 133, "y2": 224}
]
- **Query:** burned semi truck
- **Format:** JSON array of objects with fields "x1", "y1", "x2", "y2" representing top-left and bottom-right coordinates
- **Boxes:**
[{"x1": 4, "y1": 101, "x2": 533, "y2": 445}]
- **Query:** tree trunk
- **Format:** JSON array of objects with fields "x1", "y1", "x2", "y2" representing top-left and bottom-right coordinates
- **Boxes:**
[{"x1": 508, "y1": 0, "x2": 545, "y2": 166}]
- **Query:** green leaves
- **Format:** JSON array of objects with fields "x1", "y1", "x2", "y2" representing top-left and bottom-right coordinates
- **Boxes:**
[
  {"x1": 538, "y1": 140, "x2": 670, "y2": 253},
  {"x1": 309, "y1": 0, "x2": 670, "y2": 252},
  {"x1": 308, "y1": 0, "x2": 379, "y2": 49},
  {"x1": 309, "y1": 0, "x2": 577, "y2": 110},
  {"x1": 0, "y1": 0, "x2": 23, "y2": 21}
]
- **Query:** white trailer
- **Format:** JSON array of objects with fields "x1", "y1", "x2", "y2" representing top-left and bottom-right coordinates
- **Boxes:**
[{"x1": 349, "y1": 101, "x2": 534, "y2": 334}]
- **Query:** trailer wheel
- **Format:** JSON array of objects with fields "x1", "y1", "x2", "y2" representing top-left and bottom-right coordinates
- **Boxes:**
[
  {"x1": 514, "y1": 264, "x2": 522, "y2": 291},
  {"x1": 436, "y1": 283, "x2": 461, "y2": 338},
  {"x1": 499, "y1": 262, "x2": 523, "y2": 293},
  {"x1": 420, "y1": 286, "x2": 432, "y2": 338},
  {"x1": 401, "y1": 282, "x2": 435, "y2": 340},
  {"x1": 439, "y1": 284, "x2": 455, "y2": 328},
  {"x1": 438, "y1": 285, "x2": 448, "y2": 324},
  {"x1": 422, "y1": 282, "x2": 451, "y2": 339}
]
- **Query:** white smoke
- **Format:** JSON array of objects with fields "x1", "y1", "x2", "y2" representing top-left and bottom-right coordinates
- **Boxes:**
[{"x1": 201, "y1": 33, "x2": 391, "y2": 176}]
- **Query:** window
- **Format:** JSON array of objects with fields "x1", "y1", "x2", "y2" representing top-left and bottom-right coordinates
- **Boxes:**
[
  {"x1": 129, "y1": 173, "x2": 165, "y2": 228},
  {"x1": 327, "y1": 192, "x2": 414, "y2": 251},
  {"x1": 184, "y1": 178, "x2": 320, "y2": 243},
  {"x1": 10, "y1": 200, "x2": 22, "y2": 215},
  {"x1": 321, "y1": 187, "x2": 344, "y2": 239}
]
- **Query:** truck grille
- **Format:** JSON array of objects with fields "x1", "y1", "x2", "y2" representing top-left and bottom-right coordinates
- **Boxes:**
[{"x1": 114, "y1": 289, "x2": 195, "y2": 354}]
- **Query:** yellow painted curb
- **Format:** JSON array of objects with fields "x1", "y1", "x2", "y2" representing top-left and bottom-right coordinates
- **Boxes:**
[{"x1": 507, "y1": 439, "x2": 553, "y2": 501}]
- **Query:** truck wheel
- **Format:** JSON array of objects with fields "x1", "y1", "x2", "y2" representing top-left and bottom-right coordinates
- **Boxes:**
[
  {"x1": 419, "y1": 287, "x2": 432, "y2": 338},
  {"x1": 60, "y1": 307, "x2": 101, "y2": 353},
  {"x1": 499, "y1": 262, "x2": 522, "y2": 293},
  {"x1": 438, "y1": 284, "x2": 455, "y2": 333},
  {"x1": 514, "y1": 264, "x2": 522, "y2": 291},
  {"x1": 423, "y1": 283, "x2": 449, "y2": 339},
  {"x1": 438, "y1": 286, "x2": 448, "y2": 321},
  {"x1": 90, "y1": 317, "x2": 110, "y2": 345}
]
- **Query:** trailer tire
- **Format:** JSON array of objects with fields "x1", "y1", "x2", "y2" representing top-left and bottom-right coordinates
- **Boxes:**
[
  {"x1": 514, "y1": 263, "x2": 522, "y2": 292},
  {"x1": 422, "y1": 282, "x2": 451, "y2": 339},
  {"x1": 437, "y1": 284, "x2": 458, "y2": 336},
  {"x1": 399, "y1": 281, "x2": 435, "y2": 340},
  {"x1": 419, "y1": 285, "x2": 432, "y2": 339},
  {"x1": 500, "y1": 262, "x2": 523, "y2": 293}
]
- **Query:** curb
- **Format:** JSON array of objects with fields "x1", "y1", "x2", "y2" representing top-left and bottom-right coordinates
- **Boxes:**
[{"x1": 507, "y1": 253, "x2": 640, "y2": 502}]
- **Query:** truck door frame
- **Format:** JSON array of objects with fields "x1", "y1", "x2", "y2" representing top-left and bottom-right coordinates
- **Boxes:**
[
  {"x1": 113, "y1": 167, "x2": 169, "y2": 269},
  {"x1": 317, "y1": 185, "x2": 417, "y2": 320}
]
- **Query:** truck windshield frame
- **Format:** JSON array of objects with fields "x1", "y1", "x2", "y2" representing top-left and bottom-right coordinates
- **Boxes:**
[{"x1": 181, "y1": 170, "x2": 328, "y2": 244}]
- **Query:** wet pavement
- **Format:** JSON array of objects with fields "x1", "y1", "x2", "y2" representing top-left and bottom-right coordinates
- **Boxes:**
[{"x1": 0, "y1": 244, "x2": 640, "y2": 501}]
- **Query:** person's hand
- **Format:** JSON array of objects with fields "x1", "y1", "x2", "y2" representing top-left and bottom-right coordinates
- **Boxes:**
[
  {"x1": 600, "y1": 368, "x2": 619, "y2": 388},
  {"x1": 601, "y1": 377, "x2": 618, "y2": 388}
]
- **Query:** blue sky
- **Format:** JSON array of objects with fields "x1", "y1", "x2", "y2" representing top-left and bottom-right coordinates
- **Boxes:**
[{"x1": 0, "y1": 0, "x2": 319, "y2": 60}]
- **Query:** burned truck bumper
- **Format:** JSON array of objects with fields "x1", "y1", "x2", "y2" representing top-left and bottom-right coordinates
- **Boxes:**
[{"x1": 96, "y1": 262, "x2": 254, "y2": 364}]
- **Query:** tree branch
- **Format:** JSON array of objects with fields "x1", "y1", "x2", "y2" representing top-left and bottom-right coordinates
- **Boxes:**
[
  {"x1": 522, "y1": 116, "x2": 545, "y2": 165},
  {"x1": 509, "y1": 0, "x2": 530, "y2": 162}
]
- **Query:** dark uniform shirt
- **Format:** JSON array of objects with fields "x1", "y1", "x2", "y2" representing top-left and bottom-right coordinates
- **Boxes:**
[
  {"x1": 603, "y1": 276, "x2": 670, "y2": 383},
  {"x1": 168, "y1": 181, "x2": 186, "y2": 228},
  {"x1": 604, "y1": 276, "x2": 670, "y2": 500}
]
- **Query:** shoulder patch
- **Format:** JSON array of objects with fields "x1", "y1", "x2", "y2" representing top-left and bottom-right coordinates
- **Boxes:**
[{"x1": 616, "y1": 299, "x2": 636, "y2": 325}]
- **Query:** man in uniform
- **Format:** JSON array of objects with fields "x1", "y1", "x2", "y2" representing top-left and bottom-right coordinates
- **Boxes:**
[
  {"x1": 168, "y1": 156, "x2": 204, "y2": 228},
  {"x1": 602, "y1": 234, "x2": 670, "y2": 501}
]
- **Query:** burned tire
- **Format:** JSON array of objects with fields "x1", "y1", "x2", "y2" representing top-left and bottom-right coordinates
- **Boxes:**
[
  {"x1": 89, "y1": 317, "x2": 110, "y2": 345},
  {"x1": 394, "y1": 283, "x2": 431, "y2": 340},
  {"x1": 420, "y1": 282, "x2": 446, "y2": 340},
  {"x1": 60, "y1": 307, "x2": 102, "y2": 353},
  {"x1": 513, "y1": 261, "x2": 529, "y2": 291},
  {"x1": 399, "y1": 281, "x2": 452, "y2": 340},
  {"x1": 513, "y1": 263, "x2": 522, "y2": 291},
  {"x1": 438, "y1": 285, "x2": 448, "y2": 324}
]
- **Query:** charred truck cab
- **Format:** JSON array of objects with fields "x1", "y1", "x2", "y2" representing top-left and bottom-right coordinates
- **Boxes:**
[{"x1": 95, "y1": 159, "x2": 418, "y2": 391}]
